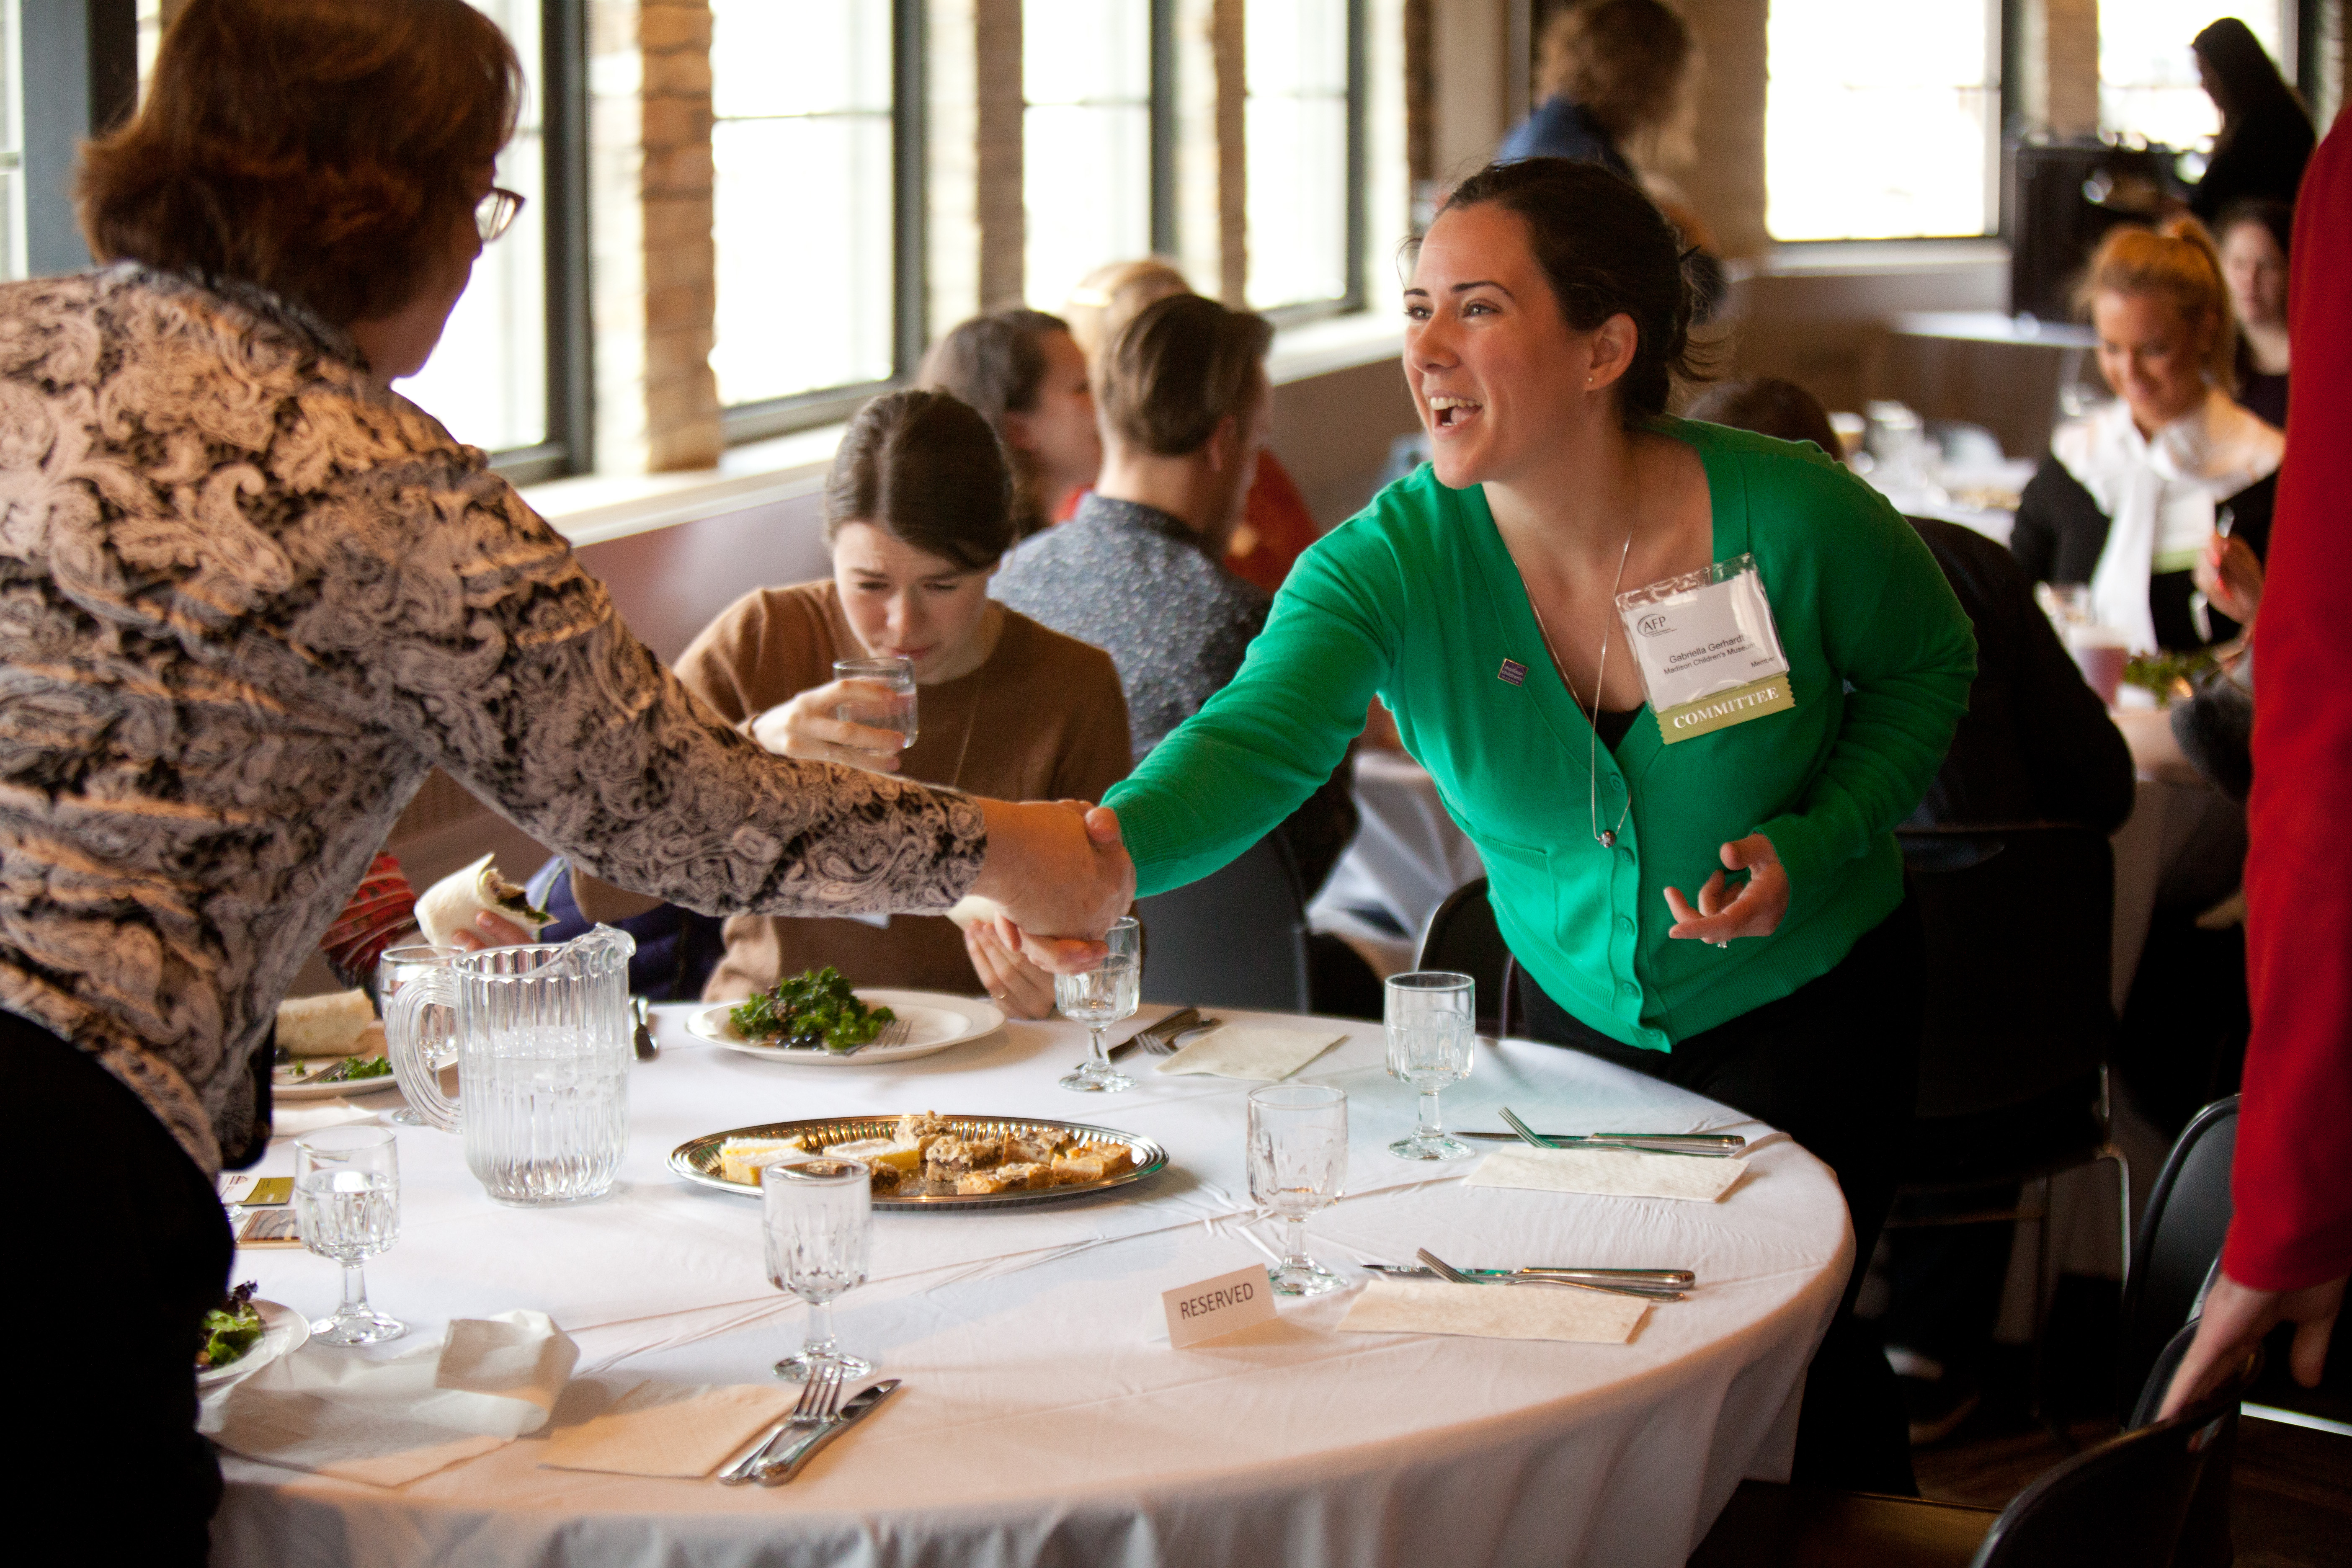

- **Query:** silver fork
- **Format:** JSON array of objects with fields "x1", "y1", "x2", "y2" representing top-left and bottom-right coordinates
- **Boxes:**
[
  {"x1": 1135, "y1": 1013, "x2": 1218, "y2": 1056},
  {"x1": 719, "y1": 1360, "x2": 845, "y2": 1485},
  {"x1": 1416, "y1": 1247, "x2": 1685, "y2": 1301}
]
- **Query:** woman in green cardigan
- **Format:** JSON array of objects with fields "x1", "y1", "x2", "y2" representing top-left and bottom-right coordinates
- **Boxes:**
[{"x1": 1099, "y1": 159, "x2": 1976, "y2": 1488}]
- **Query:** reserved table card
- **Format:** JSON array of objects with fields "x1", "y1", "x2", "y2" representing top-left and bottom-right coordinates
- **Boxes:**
[
  {"x1": 1339, "y1": 1276, "x2": 1648, "y2": 1344},
  {"x1": 1465, "y1": 1145, "x2": 1748, "y2": 1203},
  {"x1": 1161, "y1": 1264, "x2": 1279, "y2": 1348}
]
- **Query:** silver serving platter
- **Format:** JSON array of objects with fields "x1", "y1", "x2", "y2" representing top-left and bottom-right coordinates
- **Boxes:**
[{"x1": 669, "y1": 1113, "x2": 1170, "y2": 1211}]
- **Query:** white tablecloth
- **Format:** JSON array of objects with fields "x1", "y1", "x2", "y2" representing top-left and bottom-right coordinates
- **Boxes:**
[{"x1": 209, "y1": 1004, "x2": 1850, "y2": 1568}]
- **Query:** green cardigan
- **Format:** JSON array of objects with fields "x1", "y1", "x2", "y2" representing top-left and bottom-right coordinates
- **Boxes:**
[{"x1": 1105, "y1": 419, "x2": 1977, "y2": 1051}]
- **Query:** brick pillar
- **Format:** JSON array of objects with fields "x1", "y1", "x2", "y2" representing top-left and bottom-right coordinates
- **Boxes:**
[
  {"x1": 1213, "y1": 0, "x2": 1247, "y2": 306},
  {"x1": 975, "y1": 0, "x2": 1025, "y2": 310},
  {"x1": 2043, "y1": 0, "x2": 2101, "y2": 139},
  {"x1": 591, "y1": 0, "x2": 721, "y2": 475}
]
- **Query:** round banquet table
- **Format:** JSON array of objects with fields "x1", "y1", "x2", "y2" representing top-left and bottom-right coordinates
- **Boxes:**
[{"x1": 209, "y1": 1003, "x2": 1851, "y2": 1568}]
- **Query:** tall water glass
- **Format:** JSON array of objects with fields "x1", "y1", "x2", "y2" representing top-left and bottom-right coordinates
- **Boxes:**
[
  {"x1": 1385, "y1": 971, "x2": 1475, "y2": 1160},
  {"x1": 763, "y1": 1158, "x2": 873, "y2": 1381},
  {"x1": 378, "y1": 943, "x2": 460, "y2": 1127},
  {"x1": 294, "y1": 1125, "x2": 405, "y2": 1344},
  {"x1": 833, "y1": 656, "x2": 918, "y2": 748},
  {"x1": 1248, "y1": 1083, "x2": 1349, "y2": 1295},
  {"x1": 1055, "y1": 916, "x2": 1141, "y2": 1093}
]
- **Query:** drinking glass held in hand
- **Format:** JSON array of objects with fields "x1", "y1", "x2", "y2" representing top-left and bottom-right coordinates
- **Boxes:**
[
  {"x1": 1385, "y1": 971, "x2": 1475, "y2": 1161},
  {"x1": 294, "y1": 1124, "x2": 405, "y2": 1344},
  {"x1": 832, "y1": 656, "x2": 918, "y2": 748},
  {"x1": 1054, "y1": 915, "x2": 1141, "y2": 1093},
  {"x1": 1248, "y1": 1083, "x2": 1349, "y2": 1295},
  {"x1": 764, "y1": 1157, "x2": 874, "y2": 1381}
]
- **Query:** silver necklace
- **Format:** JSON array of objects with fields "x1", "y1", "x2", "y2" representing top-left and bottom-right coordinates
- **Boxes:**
[{"x1": 1526, "y1": 526, "x2": 1636, "y2": 848}]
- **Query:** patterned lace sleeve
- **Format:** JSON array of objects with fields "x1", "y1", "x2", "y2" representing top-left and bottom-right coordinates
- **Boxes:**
[{"x1": 288, "y1": 442, "x2": 987, "y2": 919}]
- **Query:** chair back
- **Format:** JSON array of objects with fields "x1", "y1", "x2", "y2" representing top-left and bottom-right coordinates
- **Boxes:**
[
  {"x1": 1971, "y1": 1328, "x2": 2247, "y2": 1568},
  {"x1": 2118, "y1": 1095, "x2": 2240, "y2": 1414},
  {"x1": 1134, "y1": 833, "x2": 1312, "y2": 1013},
  {"x1": 1898, "y1": 825, "x2": 2115, "y2": 1119},
  {"x1": 1416, "y1": 878, "x2": 1516, "y2": 1036}
]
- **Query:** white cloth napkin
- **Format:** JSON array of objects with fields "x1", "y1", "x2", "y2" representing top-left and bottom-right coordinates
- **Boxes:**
[
  {"x1": 1339, "y1": 1275, "x2": 1648, "y2": 1344},
  {"x1": 1465, "y1": 1145, "x2": 1749, "y2": 1203},
  {"x1": 538, "y1": 1381, "x2": 800, "y2": 1478},
  {"x1": 1153, "y1": 1023, "x2": 1344, "y2": 1081},
  {"x1": 269, "y1": 1101, "x2": 383, "y2": 1139},
  {"x1": 201, "y1": 1310, "x2": 577, "y2": 1488}
]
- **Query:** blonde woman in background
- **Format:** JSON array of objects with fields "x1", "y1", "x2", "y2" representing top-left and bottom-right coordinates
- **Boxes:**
[
  {"x1": 2011, "y1": 217, "x2": 2280, "y2": 654},
  {"x1": 1062, "y1": 258, "x2": 1325, "y2": 591}
]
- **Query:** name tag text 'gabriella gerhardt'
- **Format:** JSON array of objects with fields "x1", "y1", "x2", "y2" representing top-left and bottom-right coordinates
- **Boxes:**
[{"x1": 1162, "y1": 1263, "x2": 1279, "y2": 1348}]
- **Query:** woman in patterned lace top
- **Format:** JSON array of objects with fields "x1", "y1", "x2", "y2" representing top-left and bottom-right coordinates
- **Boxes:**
[{"x1": 8, "y1": 5, "x2": 1126, "y2": 1555}]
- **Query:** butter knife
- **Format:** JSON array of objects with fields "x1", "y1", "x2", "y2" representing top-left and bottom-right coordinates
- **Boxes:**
[
  {"x1": 1364, "y1": 1262, "x2": 1694, "y2": 1287},
  {"x1": 758, "y1": 1379, "x2": 901, "y2": 1485},
  {"x1": 1460, "y1": 1131, "x2": 1745, "y2": 1155}
]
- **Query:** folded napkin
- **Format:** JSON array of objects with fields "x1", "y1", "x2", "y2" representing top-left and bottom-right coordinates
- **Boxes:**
[
  {"x1": 539, "y1": 1381, "x2": 800, "y2": 1478},
  {"x1": 1465, "y1": 1145, "x2": 1748, "y2": 1203},
  {"x1": 1154, "y1": 1023, "x2": 1344, "y2": 1081},
  {"x1": 270, "y1": 1101, "x2": 383, "y2": 1140},
  {"x1": 201, "y1": 1310, "x2": 576, "y2": 1488},
  {"x1": 1339, "y1": 1275, "x2": 1647, "y2": 1344}
]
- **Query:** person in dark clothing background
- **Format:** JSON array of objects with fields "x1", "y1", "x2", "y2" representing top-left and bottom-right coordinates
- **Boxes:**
[
  {"x1": 1687, "y1": 377, "x2": 2138, "y2": 1443},
  {"x1": 2218, "y1": 198, "x2": 2293, "y2": 429},
  {"x1": 2186, "y1": 17, "x2": 2314, "y2": 224}
]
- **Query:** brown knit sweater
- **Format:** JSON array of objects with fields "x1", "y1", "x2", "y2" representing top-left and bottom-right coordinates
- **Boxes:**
[{"x1": 583, "y1": 581, "x2": 1130, "y2": 999}]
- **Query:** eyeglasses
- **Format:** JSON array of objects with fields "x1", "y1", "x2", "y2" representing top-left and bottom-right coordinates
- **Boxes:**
[{"x1": 476, "y1": 187, "x2": 526, "y2": 243}]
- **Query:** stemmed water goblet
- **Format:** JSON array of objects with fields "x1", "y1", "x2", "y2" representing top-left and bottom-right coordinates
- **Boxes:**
[
  {"x1": 1248, "y1": 1083, "x2": 1349, "y2": 1295},
  {"x1": 1054, "y1": 916, "x2": 1141, "y2": 1093},
  {"x1": 1385, "y1": 971, "x2": 1476, "y2": 1161},
  {"x1": 763, "y1": 1157, "x2": 874, "y2": 1381},
  {"x1": 294, "y1": 1124, "x2": 406, "y2": 1344}
]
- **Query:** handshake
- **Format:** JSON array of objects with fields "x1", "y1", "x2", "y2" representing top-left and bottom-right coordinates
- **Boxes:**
[{"x1": 965, "y1": 800, "x2": 1135, "y2": 973}]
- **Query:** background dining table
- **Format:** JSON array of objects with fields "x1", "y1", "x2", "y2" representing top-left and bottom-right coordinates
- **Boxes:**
[{"x1": 206, "y1": 1000, "x2": 1851, "y2": 1568}]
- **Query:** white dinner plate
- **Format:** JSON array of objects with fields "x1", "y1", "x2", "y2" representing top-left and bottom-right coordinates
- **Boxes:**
[
  {"x1": 687, "y1": 990, "x2": 1005, "y2": 1066},
  {"x1": 197, "y1": 1298, "x2": 309, "y2": 1387},
  {"x1": 272, "y1": 1065, "x2": 403, "y2": 1101}
]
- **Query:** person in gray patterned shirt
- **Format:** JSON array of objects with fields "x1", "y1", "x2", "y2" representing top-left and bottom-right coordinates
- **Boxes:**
[
  {"x1": 12, "y1": 7, "x2": 1124, "y2": 1555},
  {"x1": 993, "y1": 294, "x2": 1359, "y2": 898}
]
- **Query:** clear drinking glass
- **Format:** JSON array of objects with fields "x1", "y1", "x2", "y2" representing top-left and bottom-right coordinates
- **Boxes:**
[
  {"x1": 1055, "y1": 916, "x2": 1141, "y2": 1093},
  {"x1": 294, "y1": 1124, "x2": 405, "y2": 1345},
  {"x1": 1248, "y1": 1083, "x2": 1349, "y2": 1295},
  {"x1": 763, "y1": 1157, "x2": 874, "y2": 1381},
  {"x1": 833, "y1": 656, "x2": 918, "y2": 748},
  {"x1": 1385, "y1": 970, "x2": 1476, "y2": 1161},
  {"x1": 378, "y1": 943, "x2": 461, "y2": 1127}
]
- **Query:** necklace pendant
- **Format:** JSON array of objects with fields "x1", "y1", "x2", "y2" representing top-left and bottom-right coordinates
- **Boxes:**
[{"x1": 1599, "y1": 829, "x2": 1616, "y2": 849}]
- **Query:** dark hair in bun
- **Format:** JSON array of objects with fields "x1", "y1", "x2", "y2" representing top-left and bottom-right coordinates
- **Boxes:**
[{"x1": 1436, "y1": 157, "x2": 1707, "y2": 424}]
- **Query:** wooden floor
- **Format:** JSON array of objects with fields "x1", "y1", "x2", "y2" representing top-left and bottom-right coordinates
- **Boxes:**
[{"x1": 1905, "y1": 1285, "x2": 2352, "y2": 1566}]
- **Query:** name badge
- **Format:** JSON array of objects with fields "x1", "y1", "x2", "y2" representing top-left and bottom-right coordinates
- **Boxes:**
[
  {"x1": 1615, "y1": 553, "x2": 1795, "y2": 744},
  {"x1": 1161, "y1": 1263, "x2": 1279, "y2": 1348}
]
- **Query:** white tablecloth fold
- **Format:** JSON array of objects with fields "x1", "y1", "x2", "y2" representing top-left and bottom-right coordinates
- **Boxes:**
[
  {"x1": 1466, "y1": 1145, "x2": 1750, "y2": 1203},
  {"x1": 200, "y1": 1310, "x2": 575, "y2": 1488},
  {"x1": 1338, "y1": 1274, "x2": 1648, "y2": 1344}
]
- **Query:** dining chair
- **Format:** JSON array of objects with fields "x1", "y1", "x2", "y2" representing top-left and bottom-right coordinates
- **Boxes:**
[
  {"x1": 1413, "y1": 877, "x2": 1517, "y2": 1038},
  {"x1": 1687, "y1": 1320, "x2": 2252, "y2": 1568},
  {"x1": 1132, "y1": 833, "x2": 1313, "y2": 1013},
  {"x1": 2117, "y1": 1094, "x2": 2238, "y2": 1419},
  {"x1": 1882, "y1": 823, "x2": 2133, "y2": 1418}
]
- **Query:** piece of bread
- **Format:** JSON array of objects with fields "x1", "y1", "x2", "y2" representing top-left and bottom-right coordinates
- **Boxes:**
[
  {"x1": 718, "y1": 1135, "x2": 807, "y2": 1186},
  {"x1": 276, "y1": 989, "x2": 376, "y2": 1057},
  {"x1": 415, "y1": 853, "x2": 552, "y2": 947}
]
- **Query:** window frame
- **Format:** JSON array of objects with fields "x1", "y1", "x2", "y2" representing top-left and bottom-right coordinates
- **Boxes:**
[
  {"x1": 489, "y1": 0, "x2": 594, "y2": 485},
  {"x1": 1247, "y1": 0, "x2": 1368, "y2": 325},
  {"x1": 720, "y1": 0, "x2": 926, "y2": 447}
]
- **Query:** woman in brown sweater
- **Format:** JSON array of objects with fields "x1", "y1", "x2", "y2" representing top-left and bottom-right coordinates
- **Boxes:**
[{"x1": 578, "y1": 390, "x2": 1131, "y2": 1016}]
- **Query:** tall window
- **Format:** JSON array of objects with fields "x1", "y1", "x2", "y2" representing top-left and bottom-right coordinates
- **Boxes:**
[
  {"x1": 710, "y1": 0, "x2": 896, "y2": 410},
  {"x1": 2099, "y1": 0, "x2": 2290, "y2": 149},
  {"x1": 403, "y1": 0, "x2": 551, "y2": 457},
  {"x1": 1023, "y1": 0, "x2": 1151, "y2": 311},
  {"x1": 1763, "y1": 0, "x2": 2000, "y2": 241},
  {"x1": 1246, "y1": 0, "x2": 1357, "y2": 311}
]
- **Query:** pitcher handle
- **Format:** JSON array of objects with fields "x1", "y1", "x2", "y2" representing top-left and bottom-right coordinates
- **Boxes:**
[{"x1": 388, "y1": 968, "x2": 463, "y2": 1132}]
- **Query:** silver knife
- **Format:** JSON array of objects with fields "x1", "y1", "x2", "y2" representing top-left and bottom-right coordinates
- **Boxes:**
[
  {"x1": 1365, "y1": 1264, "x2": 1688, "y2": 1299},
  {"x1": 1108, "y1": 1008, "x2": 1199, "y2": 1062},
  {"x1": 1459, "y1": 1131, "x2": 1745, "y2": 1154},
  {"x1": 758, "y1": 1378, "x2": 900, "y2": 1485},
  {"x1": 1364, "y1": 1263, "x2": 1695, "y2": 1287}
]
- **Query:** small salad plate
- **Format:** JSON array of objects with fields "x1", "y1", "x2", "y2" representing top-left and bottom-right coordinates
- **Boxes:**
[
  {"x1": 686, "y1": 990, "x2": 1004, "y2": 1066},
  {"x1": 197, "y1": 1299, "x2": 309, "y2": 1388},
  {"x1": 272, "y1": 1062, "x2": 403, "y2": 1101}
]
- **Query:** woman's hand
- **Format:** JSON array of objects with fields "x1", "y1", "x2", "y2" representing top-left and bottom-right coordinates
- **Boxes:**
[
  {"x1": 446, "y1": 911, "x2": 537, "y2": 952},
  {"x1": 2159, "y1": 1267, "x2": 2344, "y2": 1418},
  {"x1": 970, "y1": 799, "x2": 1135, "y2": 972},
  {"x1": 747, "y1": 679, "x2": 909, "y2": 773},
  {"x1": 963, "y1": 919, "x2": 1057, "y2": 1019},
  {"x1": 2196, "y1": 534, "x2": 2264, "y2": 627},
  {"x1": 1664, "y1": 833, "x2": 1789, "y2": 946}
]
